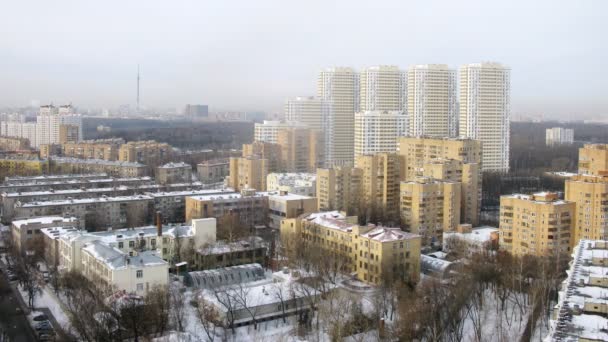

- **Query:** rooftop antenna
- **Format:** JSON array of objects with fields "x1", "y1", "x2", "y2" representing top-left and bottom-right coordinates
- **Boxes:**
[{"x1": 136, "y1": 64, "x2": 140, "y2": 113}]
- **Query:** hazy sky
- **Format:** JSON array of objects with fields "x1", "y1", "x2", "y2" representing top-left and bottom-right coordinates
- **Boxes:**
[{"x1": 1, "y1": 0, "x2": 606, "y2": 119}]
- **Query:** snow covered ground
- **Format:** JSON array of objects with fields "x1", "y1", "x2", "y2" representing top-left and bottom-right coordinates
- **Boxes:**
[{"x1": 16, "y1": 283, "x2": 73, "y2": 334}]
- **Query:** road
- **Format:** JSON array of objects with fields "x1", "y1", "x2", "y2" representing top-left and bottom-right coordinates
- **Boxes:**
[{"x1": 0, "y1": 270, "x2": 37, "y2": 341}]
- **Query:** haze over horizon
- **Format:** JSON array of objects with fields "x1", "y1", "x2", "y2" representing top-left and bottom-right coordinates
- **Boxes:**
[{"x1": 1, "y1": 0, "x2": 606, "y2": 120}]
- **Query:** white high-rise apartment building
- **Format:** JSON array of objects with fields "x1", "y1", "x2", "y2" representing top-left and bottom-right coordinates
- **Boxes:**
[
  {"x1": 0, "y1": 105, "x2": 83, "y2": 147},
  {"x1": 354, "y1": 111, "x2": 407, "y2": 156},
  {"x1": 546, "y1": 127, "x2": 574, "y2": 146},
  {"x1": 459, "y1": 62, "x2": 511, "y2": 172},
  {"x1": 407, "y1": 64, "x2": 457, "y2": 138},
  {"x1": 359, "y1": 65, "x2": 407, "y2": 112},
  {"x1": 284, "y1": 96, "x2": 325, "y2": 132},
  {"x1": 317, "y1": 67, "x2": 359, "y2": 167},
  {"x1": 253, "y1": 120, "x2": 300, "y2": 144}
]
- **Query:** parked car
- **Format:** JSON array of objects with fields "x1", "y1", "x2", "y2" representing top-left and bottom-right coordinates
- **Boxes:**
[
  {"x1": 8, "y1": 274, "x2": 18, "y2": 281},
  {"x1": 35, "y1": 321, "x2": 52, "y2": 330},
  {"x1": 33, "y1": 314, "x2": 49, "y2": 322},
  {"x1": 38, "y1": 333, "x2": 55, "y2": 341}
]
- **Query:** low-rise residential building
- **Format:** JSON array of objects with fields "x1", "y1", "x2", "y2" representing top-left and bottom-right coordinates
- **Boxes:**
[
  {"x1": 400, "y1": 177, "x2": 461, "y2": 246},
  {"x1": 546, "y1": 240, "x2": 608, "y2": 341},
  {"x1": 58, "y1": 139, "x2": 124, "y2": 160},
  {"x1": 156, "y1": 162, "x2": 192, "y2": 185},
  {"x1": 499, "y1": 192, "x2": 575, "y2": 257},
  {"x1": 266, "y1": 172, "x2": 316, "y2": 197},
  {"x1": 10, "y1": 216, "x2": 78, "y2": 254},
  {"x1": 443, "y1": 224, "x2": 499, "y2": 256},
  {"x1": 0, "y1": 174, "x2": 152, "y2": 193},
  {"x1": 51, "y1": 157, "x2": 148, "y2": 177},
  {"x1": 3, "y1": 172, "x2": 108, "y2": 184},
  {"x1": 281, "y1": 211, "x2": 421, "y2": 285},
  {"x1": 0, "y1": 136, "x2": 31, "y2": 151},
  {"x1": 197, "y1": 159, "x2": 229, "y2": 184},
  {"x1": 267, "y1": 191, "x2": 317, "y2": 229},
  {"x1": 14, "y1": 195, "x2": 155, "y2": 231},
  {"x1": 194, "y1": 237, "x2": 267, "y2": 269},
  {"x1": 185, "y1": 191, "x2": 269, "y2": 228},
  {"x1": 81, "y1": 241, "x2": 168, "y2": 294},
  {"x1": 0, "y1": 156, "x2": 49, "y2": 181},
  {"x1": 118, "y1": 140, "x2": 174, "y2": 169}
]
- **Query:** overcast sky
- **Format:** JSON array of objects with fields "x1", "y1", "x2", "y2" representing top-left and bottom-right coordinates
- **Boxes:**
[{"x1": 1, "y1": 0, "x2": 606, "y2": 119}]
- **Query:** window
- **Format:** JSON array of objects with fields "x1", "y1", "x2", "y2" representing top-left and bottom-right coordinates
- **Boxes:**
[
  {"x1": 118, "y1": 242, "x2": 124, "y2": 249},
  {"x1": 129, "y1": 241, "x2": 135, "y2": 248},
  {"x1": 136, "y1": 270, "x2": 143, "y2": 278},
  {"x1": 136, "y1": 283, "x2": 143, "y2": 291}
]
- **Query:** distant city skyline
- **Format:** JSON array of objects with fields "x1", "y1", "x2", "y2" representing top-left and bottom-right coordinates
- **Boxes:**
[{"x1": 1, "y1": 0, "x2": 606, "y2": 120}]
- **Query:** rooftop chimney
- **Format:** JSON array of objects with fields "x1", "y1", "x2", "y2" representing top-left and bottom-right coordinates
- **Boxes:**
[{"x1": 156, "y1": 211, "x2": 162, "y2": 237}]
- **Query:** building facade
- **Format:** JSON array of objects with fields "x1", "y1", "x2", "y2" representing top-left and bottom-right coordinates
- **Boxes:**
[
  {"x1": 354, "y1": 111, "x2": 408, "y2": 156},
  {"x1": 284, "y1": 96, "x2": 325, "y2": 132},
  {"x1": 578, "y1": 144, "x2": 608, "y2": 176},
  {"x1": 359, "y1": 65, "x2": 407, "y2": 112},
  {"x1": 565, "y1": 174, "x2": 608, "y2": 245},
  {"x1": 499, "y1": 192, "x2": 575, "y2": 256},
  {"x1": 318, "y1": 67, "x2": 359, "y2": 167},
  {"x1": 316, "y1": 167, "x2": 362, "y2": 215},
  {"x1": 277, "y1": 127, "x2": 324, "y2": 172},
  {"x1": 228, "y1": 156, "x2": 268, "y2": 191},
  {"x1": 156, "y1": 162, "x2": 192, "y2": 185},
  {"x1": 407, "y1": 64, "x2": 457, "y2": 137},
  {"x1": 459, "y1": 62, "x2": 511, "y2": 172},
  {"x1": 400, "y1": 177, "x2": 461, "y2": 245},
  {"x1": 197, "y1": 159, "x2": 229, "y2": 184},
  {"x1": 546, "y1": 127, "x2": 574, "y2": 146}
]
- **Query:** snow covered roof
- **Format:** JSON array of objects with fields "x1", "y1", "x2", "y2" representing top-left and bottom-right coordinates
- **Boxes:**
[
  {"x1": 158, "y1": 162, "x2": 191, "y2": 169},
  {"x1": 11, "y1": 216, "x2": 78, "y2": 229},
  {"x1": 197, "y1": 236, "x2": 267, "y2": 255},
  {"x1": 547, "y1": 240, "x2": 608, "y2": 341},
  {"x1": 18, "y1": 195, "x2": 154, "y2": 207},
  {"x1": 82, "y1": 241, "x2": 167, "y2": 270},
  {"x1": 2, "y1": 186, "x2": 127, "y2": 198},
  {"x1": 501, "y1": 192, "x2": 571, "y2": 205},
  {"x1": 147, "y1": 189, "x2": 231, "y2": 198},
  {"x1": 443, "y1": 226, "x2": 498, "y2": 244},
  {"x1": 51, "y1": 157, "x2": 146, "y2": 167},
  {"x1": 267, "y1": 191, "x2": 315, "y2": 201},
  {"x1": 360, "y1": 226, "x2": 420, "y2": 242}
]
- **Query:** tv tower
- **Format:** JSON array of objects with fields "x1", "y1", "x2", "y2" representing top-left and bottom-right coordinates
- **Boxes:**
[{"x1": 136, "y1": 64, "x2": 140, "y2": 113}]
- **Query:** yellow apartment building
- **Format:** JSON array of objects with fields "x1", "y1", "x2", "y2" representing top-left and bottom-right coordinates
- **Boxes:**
[
  {"x1": 355, "y1": 153, "x2": 406, "y2": 222},
  {"x1": 578, "y1": 144, "x2": 608, "y2": 176},
  {"x1": 228, "y1": 156, "x2": 268, "y2": 191},
  {"x1": 316, "y1": 167, "x2": 363, "y2": 215},
  {"x1": 400, "y1": 177, "x2": 461, "y2": 245},
  {"x1": 276, "y1": 127, "x2": 324, "y2": 173},
  {"x1": 565, "y1": 174, "x2": 608, "y2": 245},
  {"x1": 242, "y1": 141, "x2": 282, "y2": 172},
  {"x1": 499, "y1": 192, "x2": 575, "y2": 257}
]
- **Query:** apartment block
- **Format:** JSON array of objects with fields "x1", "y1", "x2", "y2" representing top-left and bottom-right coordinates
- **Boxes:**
[
  {"x1": 119, "y1": 140, "x2": 174, "y2": 168},
  {"x1": 355, "y1": 153, "x2": 406, "y2": 222},
  {"x1": 359, "y1": 65, "x2": 407, "y2": 112},
  {"x1": 60, "y1": 139, "x2": 124, "y2": 160},
  {"x1": 228, "y1": 156, "x2": 268, "y2": 191},
  {"x1": 0, "y1": 157, "x2": 49, "y2": 180},
  {"x1": 565, "y1": 174, "x2": 608, "y2": 245},
  {"x1": 546, "y1": 127, "x2": 574, "y2": 146},
  {"x1": 0, "y1": 174, "x2": 153, "y2": 193},
  {"x1": 14, "y1": 195, "x2": 155, "y2": 231},
  {"x1": 316, "y1": 167, "x2": 363, "y2": 215},
  {"x1": 10, "y1": 216, "x2": 78, "y2": 254},
  {"x1": 398, "y1": 136, "x2": 482, "y2": 179},
  {"x1": 318, "y1": 67, "x2": 359, "y2": 167},
  {"x1": 185, "y1": 191, "x2": 269, "y2": 228},
  {"x1": 254, "y1": 120, "x2": 299, "y2": 144},
  {"x1": 280, "y1": 211, "x2": 421, "y2": 285},
  {"x1": 284, "y1": 96, "x2": 325, "y2": 132},
  {"x1": 59, "y1": 124, "x2": 80, "y2": 144},
  {"x1": 354, "y1": 111, "x2": 408, "y2": 156},
  {"x1": 0, "y1": 136, "x2": 30, "y2": 151},
  {"x1": 459, "y1": 62, "x2": 511, "y2": 172},
  {"x1": 407, "y1": 64, "x2": 457, "y2": 137},
  {"x1": 499, "y1": 192, "x2": 575, "y2": 257},
  {"x1": 242, "y1": 141, "x2": 281, "y2": 172},
  {"x1": 51, "y1": 157, "x2": 148, "y2": 177},
  {"x1": 156, "y1": 162, "x2": 192, "y2": 185},
  {"x1": 197, "y1": 159, "x2": 229, "y2": 184},
  {"x1": 422, "y1": 158, "x2": 481, "y2": 226},
  {"x1": 578, "y1": 144, "x2": 608, "y2": 176},
  {"x1": 277, "y1": 127, "x2": 324, "y2": 172},
  {"x1": 400, "y1": 177, "x2": 461, "y2": 245}
]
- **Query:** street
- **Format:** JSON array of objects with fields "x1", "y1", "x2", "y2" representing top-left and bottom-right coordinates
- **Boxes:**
[{"x1": 0, "y1": 271, "x2": 37, "y2": 341}]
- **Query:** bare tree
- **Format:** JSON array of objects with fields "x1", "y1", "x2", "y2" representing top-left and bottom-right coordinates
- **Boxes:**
[
  {"x1": 195, "y1": 293, "x2": 224, "y2": 342},
  {"x1": 169, "y1": 284, "x2": 188, "y2": 332}
]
